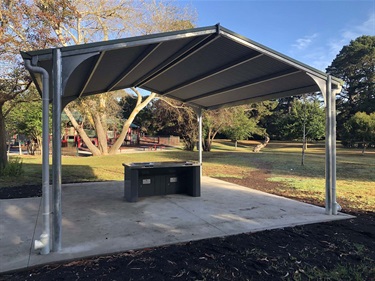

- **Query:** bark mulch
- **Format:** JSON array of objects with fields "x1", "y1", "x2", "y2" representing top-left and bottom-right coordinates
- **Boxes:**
[{"x1": 0, "y1": 176, "x2": 374, "y2": 281}]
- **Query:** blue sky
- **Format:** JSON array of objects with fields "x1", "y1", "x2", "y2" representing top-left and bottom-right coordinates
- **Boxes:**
[{"x1": 179, "y1": 0, "x2": 375, "y2": 71}]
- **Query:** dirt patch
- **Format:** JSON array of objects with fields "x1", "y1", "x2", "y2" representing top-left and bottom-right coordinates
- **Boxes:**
[{"x1": 219, "y1": 169, "x2": 279, "y2": 191}]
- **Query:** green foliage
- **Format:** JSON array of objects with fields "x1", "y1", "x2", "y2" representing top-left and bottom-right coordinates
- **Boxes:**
[
  {"x1": 247, "y1": 101, "x2": 277, "y2": 123},
  {"x1": 119, "y1": 94, "x2": 154, "y2": 134},
  {"x1": 150, "y1": 99, "x2": 197, "y2": 151},
  {"x1": 326, "y1": 35, "x2": 375, "y2": 138},
  {"x1": 341, "y1": 112, "x2": 375, "y2": 148},
  {"x1": 262, "y1": 97, "x2": 295, "y2": 140},
  {"x1": 6, "y1": 100, "x2": 49, "y2": 144},
  {"x1": 202, "y1": 108, "x2": 232, "y2": 151},
  {"x1": 223, "y1": 106, "x2": 263, "y2": 143},
  {"x1": 264, "y1": 97, "x2": 325, "y2": 141},
  {"x1": 0, "y1": 157, "x2": 23, "y2": 177},
  {"x1": 286, "y1": 98, "x2": 325, "y2": 141}
]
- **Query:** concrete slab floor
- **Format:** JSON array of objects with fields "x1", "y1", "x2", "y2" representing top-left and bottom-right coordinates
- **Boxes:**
[{"x1": 0, "y1": 177, "x2": 353, "y2": 273}]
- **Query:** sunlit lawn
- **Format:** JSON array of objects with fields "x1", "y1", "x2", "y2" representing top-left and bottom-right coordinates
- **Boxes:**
[{"x1": 2, "y1": 140, "x2": 374, "y2": 212}]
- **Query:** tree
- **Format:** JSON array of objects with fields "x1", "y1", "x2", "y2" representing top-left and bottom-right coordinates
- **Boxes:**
[
  {"x1": 202, "y1": 108, "x2": 231, "y2": 152},
  {"x1": 286, "y1": 98, "x2": 325, "y2": 142},
  {"x1": 246, "y1": 101, "x2": 277, "y2": 125},
  {"x1": 0, "y1": 0, "x2": 77, "y2": 168},
  {"x1": 110, "y1": 89, "x2": 156, "y2": 154},
  {"x1": 150, "y1": 98, "x2": 198, "y2": 151},
  {"x1": 223, "y1": 106, "x2": 263, "y2": 149},
  {"x1": 260, "y1": 97, "x2": 295, "y2": 140},
  {"x1": 299, "y1": 96, "x2": 325, "y2": 165},
  {"x1": 30, "y1": 0, "x2": 196, "y2": 155},
  {"x1": 263, "y1": 96, "x2": 325, "y2": 143},
  {"x1": 119, "y1": 93, "x2": 155, "y2": 135},
  {"x1": 201, "y1": 102, "x2": 276, "y2": 152},
  {"x1": 0, "y1": 68, "x2": 33, "y2": 168},
  {"x1": 2, "y1": 0, "x2": 196, "y2": 156},
  {"x1": 326, "y1": 36, "x2": 375, "y2": 140},
  {"x1": 342, "y1": 112, "x2": 375, "y2": 154},
  {"x1": 5, "y1": 91, "x2": 48, "y2": 149}
]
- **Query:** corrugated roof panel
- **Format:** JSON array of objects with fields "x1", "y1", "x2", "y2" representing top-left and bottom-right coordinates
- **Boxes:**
[
  {"x1": 115, "y1": 36, "x2": 210, "y2": 90},
  {"x1": 83, "y1": 46, "x2": 150, "y2": 93},
  {"x1": 196, "y1": 72, "x2": 320, "y2": 108},
  {"x1": 143, "y1": 36, "x2": 257, "y2": 92},
  {"x1": 167, "y1": 56, "x2": 293, "y2": 101},
  {"x1": 64, "y1": 55, "x2": 101, "y2": 98},
  {"x1": 21, "y1": 25, "x2": 343, "y2": 109}
]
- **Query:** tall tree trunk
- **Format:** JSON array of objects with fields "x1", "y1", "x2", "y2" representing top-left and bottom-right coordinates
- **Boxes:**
[
  {"x1": 203, "y1": 129, "x2": 212, "y2": 152},
  {"x1": 203, "y1": 128, "x2": 220, "y2": 152},
  {"x1": 301, "y1": 122, "x2": 306, "y2": 166},
  {"x1": 18, "y1": 140, "x2": 22, "y2": 155},
  {"x1": 109, "y1": 91, "x2": 155, "y2": 154},
  {"x1": 64, "y1": 108, "x2": 102, "y2": 156},
  {"x1": 301, "y1": 139, "x2": 306, "y2": 166},
  {"x1": 209, "y1": 131, "x2": 219, "y2": 151},
  {"x1": 36, "y1": 136, "x2": 42, "y2": 156},
  {"x1": 362, "y1": 140, "x2": 367, "y2": 155},
  {"x1": 93, "y1": 112, "x2": 108, "y2": 155},
  {"x1": 203, "y1": 139, "x2": 211, "y2": 152},
  {"x1": 253, "y1": 136, "x2": 270, "y2": 152},
  {"x1": 0, "y1": 105, "x2": 8, "y2": 169}
]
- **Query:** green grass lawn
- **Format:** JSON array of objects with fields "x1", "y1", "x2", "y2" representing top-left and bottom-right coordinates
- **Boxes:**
[{"x1": 2, "y1": 140, "x2": 374, "y2": 212}]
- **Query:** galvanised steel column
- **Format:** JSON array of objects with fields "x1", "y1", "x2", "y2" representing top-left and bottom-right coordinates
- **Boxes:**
[
  {"x1": 197, "y1": 108, "x2": 203, "y2": 177},
  {"x1": 330, "y1": 76, "x2": 338, "y2": 215},
  {"x1": 325, "y1": 75, "x2": 333, "y2": 215},
  {"x1": 52, "y1": 48, "x2": 62, "y2": 251},
  {"x1": 24, "y1": 60, "x2": 51, "y2": 254}
]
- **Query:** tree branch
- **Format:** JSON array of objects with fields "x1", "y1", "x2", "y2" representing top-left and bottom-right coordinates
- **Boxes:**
[{"x1": 158, "y1": 96, "x2": 187, "y2": 109}]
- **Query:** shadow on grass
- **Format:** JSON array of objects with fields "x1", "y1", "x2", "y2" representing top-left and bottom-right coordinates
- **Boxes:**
[{"x1": 0, "y1": 163, "x2": 98, "y2": 188}]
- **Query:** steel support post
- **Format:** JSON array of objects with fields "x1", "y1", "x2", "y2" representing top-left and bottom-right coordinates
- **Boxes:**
[
  {"x1": 196, "y1": 108, "x2": 203, "y2": 177},
  {"x1": 52, "y1": 48, "x2": 62, "y2": 251},
  {"x1": 24, "y1": 60, "x2": 51, "y2": 254},
  {"x1": 330, "y1": 76, "x2": 338, "y2": 215},
  {"x1": 40, "y1": 65, "x2": 51, "y2": 254},
  {"x1": 325, "y1": 75, "x2": 334, "y2": 215}
]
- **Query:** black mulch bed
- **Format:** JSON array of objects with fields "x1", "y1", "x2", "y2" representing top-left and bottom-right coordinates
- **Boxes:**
[
  {"x1": 0, "y1": 185, "x2": 374, "y2": 281},
  {"x1": 0, "y1": 185, "x2": 42, "y2": 199}
]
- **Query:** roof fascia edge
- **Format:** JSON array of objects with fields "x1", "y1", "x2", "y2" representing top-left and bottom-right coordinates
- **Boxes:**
[
  {"x1": 20, "y1": 25, "x2": 219, "y2": 61},
  {"x1": 219, "y1": 27, "x2": 343, "y2": 87}
]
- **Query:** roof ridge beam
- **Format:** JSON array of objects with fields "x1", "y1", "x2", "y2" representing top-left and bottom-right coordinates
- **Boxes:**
[
  {"x1": 134, "y1": 33, "x2": 221, "y2": 88},
  {"x1": 184, "y1": 68, "x2": 300, "y2": 103},
  {"x1": 106, "y1": 43, "x2": 161, "y2": 92},
  {"x1": 162, "y1": 53, "x2": 263, "y2": 96}
]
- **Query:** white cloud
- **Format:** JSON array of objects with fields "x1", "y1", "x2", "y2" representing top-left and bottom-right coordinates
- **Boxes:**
[
  {"x1": 342, "y1": 13, "x2": 375, "y2": 40},
  {"x1": 292, "y1": 33, "x2": 319, "y2": 50},
  {"x1": 335, "y1": 13, "x2": 375, "y2": 56},
  {"x1": 326, "y1": 12, "x2": 375, "y2": 67},
  {"x1": 289, "y1": 13, "x2": 375, "y2": 71}
]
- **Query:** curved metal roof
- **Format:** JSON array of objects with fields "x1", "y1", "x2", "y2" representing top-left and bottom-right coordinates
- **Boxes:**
[{"x1": 21, "y1": 24, "x2": 342, "y2": 109}]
